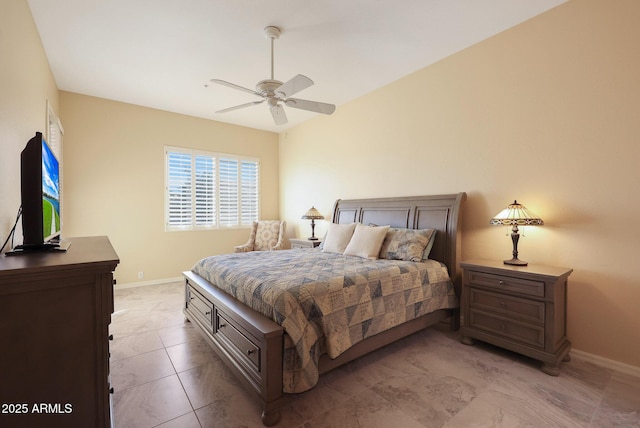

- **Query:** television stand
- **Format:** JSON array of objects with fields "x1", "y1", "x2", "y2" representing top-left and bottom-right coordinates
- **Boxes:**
[
  {"x1": 5, "y1": 240, "x2": 71, "y2": 256},
  {"x1": 0, "y1": 236, "x2": 119, "y2": 427}
]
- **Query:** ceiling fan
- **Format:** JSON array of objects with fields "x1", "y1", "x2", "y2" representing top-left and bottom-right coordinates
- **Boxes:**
[{"x1": 206, "y1": 26, "x2": 336, "y2": 126}]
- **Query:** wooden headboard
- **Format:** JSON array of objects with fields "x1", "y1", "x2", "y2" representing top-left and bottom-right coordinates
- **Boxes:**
[{"x1": 331, "y1": 193, "x2": 467, "y2": 295}]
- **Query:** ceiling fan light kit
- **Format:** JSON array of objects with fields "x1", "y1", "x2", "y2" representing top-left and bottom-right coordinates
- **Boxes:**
[{"x1": 207, "y1": 26, "x2": 336, "y2": 126}]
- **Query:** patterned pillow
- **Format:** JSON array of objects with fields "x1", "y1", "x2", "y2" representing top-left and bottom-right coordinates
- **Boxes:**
[{"x1": 379, "y1": 228, "x2": 436, "y2": 262}]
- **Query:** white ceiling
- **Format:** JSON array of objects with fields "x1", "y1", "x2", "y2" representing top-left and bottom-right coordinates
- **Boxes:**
[{"x1": 27, "y1": 0, "x2": 566, "y2": 133}]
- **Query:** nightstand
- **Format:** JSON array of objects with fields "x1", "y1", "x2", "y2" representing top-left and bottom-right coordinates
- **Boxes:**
[
  {"x1": 290, "y1": 238, "x2": 322, "y2": 249},
  {"x1": 460, "y1": 259, "x2": 573, "y2": 376}
]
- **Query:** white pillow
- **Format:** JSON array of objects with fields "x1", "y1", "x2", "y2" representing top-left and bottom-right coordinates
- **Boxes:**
[
  {"x1": 343, "y1": 223, "x2": 390, "y2": 259},
  {"x1": 322, "y1": 223, "x2": 357, "y2": 254}
]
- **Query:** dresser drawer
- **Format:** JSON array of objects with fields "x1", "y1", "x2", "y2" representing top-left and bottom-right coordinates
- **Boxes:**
[
  {"x1": 469, "y1": 288, "x2": 545, "y2": 324},
  {"x1": 186, "y1": 285, "x2": 214, "y2": 333},
  {"x1": 469, "y1": 309, "x2": 544, "y2": 348},
  {"x1": 215, "y1": 311, "x2": 261, "y2": 372},
  {"x1": 467, "y1": 271, "x2": 544, "y2": 298}
]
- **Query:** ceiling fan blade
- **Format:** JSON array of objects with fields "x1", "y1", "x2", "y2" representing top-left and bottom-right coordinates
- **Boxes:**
[
  {"x1": 216, "y1": 100, "x2": 264, "y2": 113},
  {"x1": 275, "y1": 74, "x2": 314, "y2": 98},
  {"x1": 270, "y1": 104, "x2": 288, "y2": 125},
  {"x1": 207, "y1": 79, "x2": 259, "y2": 96},
  {"x1": 284, "y1": 98, "x2": 336, "y2": 115}
]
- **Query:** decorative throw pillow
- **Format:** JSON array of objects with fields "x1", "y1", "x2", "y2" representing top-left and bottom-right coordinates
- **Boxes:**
[
  {"x1": 343, "y1": 223, "x2": 390, "y2": 259},
  {"x1": 322, "y1": 223, "x2": 357, "y2": 254},
  {"x1": 379, "y1": 228, "x2": 436, "y2": 262},
  {"x1": 421, "y1": 229, "x2": 438, "y2": 261}
]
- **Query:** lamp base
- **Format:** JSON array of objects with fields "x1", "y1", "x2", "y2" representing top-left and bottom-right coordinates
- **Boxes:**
[{"x1": 503, "y1": 257, "x2": 528, "y2": 266}]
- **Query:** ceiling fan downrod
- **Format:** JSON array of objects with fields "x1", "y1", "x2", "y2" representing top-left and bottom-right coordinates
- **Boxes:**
[{"x1": 264, "y1": 26, "x2": 280, "y2": 81}]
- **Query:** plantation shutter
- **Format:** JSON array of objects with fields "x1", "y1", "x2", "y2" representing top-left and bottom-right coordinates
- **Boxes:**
[
  {"x1": 194, "y1": 155, "x2": 216, "y2": 226},
  {"x1": 240, "y1": 160, "x2": 259, "y2": 225},
  {"x1": 165, "y1": 147, "x2": 259, "y2": 230},
  {"x1": 219, "y1": 158, "x2": 239, "y2": 227},
  {"x1": 47, "y1": 101, "x2": 63, "y2": 159},
  {"x1": 167, "y1": 151, "x2": 193, "y2": 227}
]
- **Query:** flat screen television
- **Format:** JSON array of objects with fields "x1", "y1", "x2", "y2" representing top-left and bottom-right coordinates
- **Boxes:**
[{"x1": 17, "y1": 132, "x2": 62, "y2": 251}]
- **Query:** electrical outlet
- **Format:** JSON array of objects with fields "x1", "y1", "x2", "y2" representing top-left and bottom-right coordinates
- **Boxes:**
[{"x1": 138, "y1": 272, "x2": 144, "y2": 279}]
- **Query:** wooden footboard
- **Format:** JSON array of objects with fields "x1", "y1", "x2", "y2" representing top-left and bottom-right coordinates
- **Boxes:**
[{"x1": 183, "y1": 270, "x2": 285, "y2": 426}]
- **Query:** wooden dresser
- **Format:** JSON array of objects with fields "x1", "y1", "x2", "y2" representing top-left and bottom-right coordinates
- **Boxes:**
[
  {"x1": 0, "y1": 236, "x2": 119, "y2": 428},
  {"x1": 460, "y1": 259, "x2": 572, "y2": 375}
]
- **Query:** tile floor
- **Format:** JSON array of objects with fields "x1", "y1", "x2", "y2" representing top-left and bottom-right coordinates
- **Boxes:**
[{"x1": 110, "y1": 282, "x2": 640, "y2": 428}]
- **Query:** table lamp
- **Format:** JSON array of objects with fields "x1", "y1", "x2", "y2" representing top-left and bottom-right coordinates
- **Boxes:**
[
  {"x1": 490, "y1": 200, "x2": 544, "y2": 266},
  {"x1": 302, "y1": 207, "x2": 324, "y2": 241}
]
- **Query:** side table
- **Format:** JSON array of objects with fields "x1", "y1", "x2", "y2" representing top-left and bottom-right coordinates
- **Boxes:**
[
  {"x1": 460, "y1": 259, "x2": 573, "y2": 375},
  {"x1": 290, "y1": 238, "x2": 322, "y2": 249}
]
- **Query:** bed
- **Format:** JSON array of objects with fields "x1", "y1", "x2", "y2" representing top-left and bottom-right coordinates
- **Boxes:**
[{"x1": 183, "y1": 193, "x2": 466, "y2": 425}]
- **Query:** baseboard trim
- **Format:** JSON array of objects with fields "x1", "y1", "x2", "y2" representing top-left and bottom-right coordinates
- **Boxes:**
[
  {"x1": 571, "y1": 349, "x2": 640, "y2": 378},
  {"x1": 116, "y1": 276, "x2": 183, "y2": 289}
]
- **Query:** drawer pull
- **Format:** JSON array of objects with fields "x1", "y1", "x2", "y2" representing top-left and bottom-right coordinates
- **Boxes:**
[
  {"x1": 219, "y1": 323, "x2": 226, "y2": 328},
  {"x1": 109, "y1": 387, "x2": 114, "y2": 394},
  {"x1": 498, "y1": 280, "x2": 505, "y2": 286},
  {"x1": 247, "y1": 349, "x2": 254, "y2": 356},
  {"x1": 108, "y1": 334, "x2": 114, "y2": 341},
  {"x1": 205, "y1": 311, "x2": 211, "y2": 315}
]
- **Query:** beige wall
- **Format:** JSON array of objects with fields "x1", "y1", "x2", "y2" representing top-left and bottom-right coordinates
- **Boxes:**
[
  {"x1": 60, "y1": 92, "x2": 279, "y2": 284},
  {"x1": 0, "y1": 0, "x2": 59, "y2": 247},
  {"x1": 280, "y1": 0, "x2": 640, "y2": 368},
  {"x1": 4, "y1": 0, "x2": 638, "y2": 371}
]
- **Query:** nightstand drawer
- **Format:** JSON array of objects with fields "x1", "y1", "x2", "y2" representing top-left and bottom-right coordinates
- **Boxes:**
[
  {"x1": 469, "y1": 288, "x2": 545, "y2": 324},
  {"x1": 469, "y1": 309, "x2": 544, "y2": 348},
  {"x1": 468, "y1": 271, "x2": 544, "y2": 297}
]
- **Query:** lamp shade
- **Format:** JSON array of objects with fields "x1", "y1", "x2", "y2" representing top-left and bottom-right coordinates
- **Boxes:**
[
  {"x1": 490, "y1": 201, "x2": 544, "y2": 226},
  {"x1": 301, "y1": 207, "x2": 324, "y2": 220}
]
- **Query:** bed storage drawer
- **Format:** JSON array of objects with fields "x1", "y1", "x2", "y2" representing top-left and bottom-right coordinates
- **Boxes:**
[
  {"x1": 215, "y1": 310, "x2": 261, "y2": 372},
  {"x1": 186, "y1": 285, "x2": 214, "y2": 333}
]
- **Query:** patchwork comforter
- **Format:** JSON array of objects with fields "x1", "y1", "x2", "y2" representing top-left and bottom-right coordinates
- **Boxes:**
[{"x1": 192, "y1": 248, "x2": 458, "y2": 393}]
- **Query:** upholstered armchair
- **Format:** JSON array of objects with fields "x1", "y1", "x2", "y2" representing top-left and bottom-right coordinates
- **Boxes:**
[{"x1": 234, "y1": 220, "x2": 287, "y2": 252}]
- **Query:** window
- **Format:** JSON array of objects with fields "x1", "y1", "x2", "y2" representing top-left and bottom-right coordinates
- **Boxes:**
[{"x1": 165, "y1": 146, "x2": 259, "y2": 231}]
